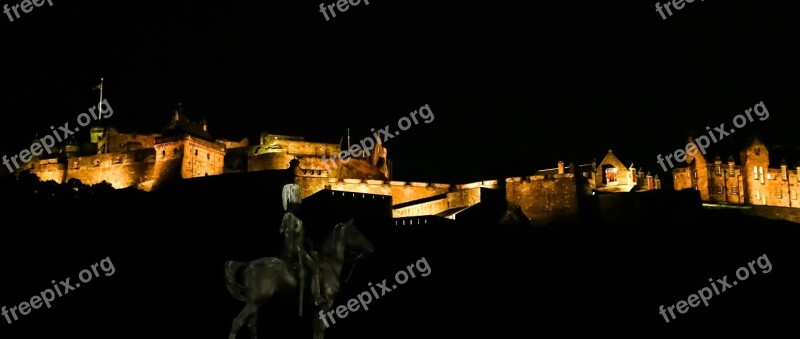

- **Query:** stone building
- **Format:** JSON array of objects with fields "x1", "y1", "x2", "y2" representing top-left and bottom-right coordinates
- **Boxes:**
[
  {"x1": 673, "y1": 137, "x2": 800, "y2": 207},
  {"x1": 21, "y1": 110, "x2": 224, "y2": 191}
]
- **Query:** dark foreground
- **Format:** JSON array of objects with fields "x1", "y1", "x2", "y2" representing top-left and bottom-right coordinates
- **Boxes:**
[{"x1": 0, "y1": 186, "x2": 797, "y2": 338}]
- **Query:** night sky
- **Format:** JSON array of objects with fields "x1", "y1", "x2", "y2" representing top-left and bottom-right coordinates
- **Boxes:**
[{"x1": 1, "y1": 0, "x2": 797, "y2": 182}]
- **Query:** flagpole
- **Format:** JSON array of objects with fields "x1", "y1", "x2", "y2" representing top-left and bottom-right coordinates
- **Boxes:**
[
  {"x1": 98, "y1": 78, "x2": 106, "y2": 154},
  {"x1": 98, "y1": 78, "x2": 104, "y2": 122}
]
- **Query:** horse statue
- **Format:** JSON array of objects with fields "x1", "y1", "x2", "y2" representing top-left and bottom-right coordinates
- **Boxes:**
[{"x1": 225, "y1": 219, "x2": 374, "y2": 339}]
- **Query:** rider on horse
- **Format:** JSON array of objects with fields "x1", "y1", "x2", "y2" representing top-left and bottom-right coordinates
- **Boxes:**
[{"x1": 279, "y1": 184, "x2": 325, "y2": 312}]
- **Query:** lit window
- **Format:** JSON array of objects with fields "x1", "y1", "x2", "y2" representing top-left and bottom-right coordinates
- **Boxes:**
[
  {"x1": 777, "y1": 189, "x2": 782, "y2": 199},
  {"x1": 755, "y1": 191, "x2": 761, "y2": 201},
  {"x1": 717, "y1": 184, "x2": 723, "y2": 194},
  {"x1": 728, "y1": 164, "x2": 734, "y2": 176},
  {"x1": 605, "y1": 168, "x2": 617, "y2": 183},
  {"x1": 782, "y1": 167, "x2": 788, "y2": 180},
  {"x1": 792, "y1": 191, "x2": 797, "y2": 200},
  {"x1": 760, "y1": 167, "x2": 765, "y2": 184},
  {"x1": 754, "y1": 166, "x2": 759, "y2": 180},
  {"x1": 715, "y1": 165, "x2": 721, "y2": 176},
  {"x1": 732, "y1": 185, "x2": 739, "y2": 195}
]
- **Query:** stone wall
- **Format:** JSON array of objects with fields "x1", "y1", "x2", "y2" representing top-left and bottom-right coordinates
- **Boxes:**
[
  {"x1": 27, "y1": 149, "x2": 156, "y2": 189},
  {"x1": 393, "y1": 187, "x2": 482, "y2": 218},
  {"x1": 182, "y1": 138, "x2": 225, "y2": 178},
  {"x1": 105, "y1": 129, "x2": 158, "y2": 153},
  {"x1": 253, "y1": 139, "x2": 339, "y2": 157},
  {"x1": 29, "y1": 158, "x2": 67, "y2": 183},
  {"x1": 293, "y1": 173, "x2": 453, "y2": 205},
  {"x1": 506, "y1": 173, "x2": 578, "y2": 223}
]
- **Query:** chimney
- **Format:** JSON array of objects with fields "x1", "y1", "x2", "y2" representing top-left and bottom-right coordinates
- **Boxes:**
[{"x1": 557, "y1": 161, "x2": 565, "y2": 174}]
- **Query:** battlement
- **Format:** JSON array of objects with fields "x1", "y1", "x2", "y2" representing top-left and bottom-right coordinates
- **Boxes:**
[{"x1": 505, "y1": 173, "x2": 575, "y2": 183}]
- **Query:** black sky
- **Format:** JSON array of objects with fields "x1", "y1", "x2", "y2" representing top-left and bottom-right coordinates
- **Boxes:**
[{"x1": 1, "y1": 0, "x2": 797, "y2": 182}]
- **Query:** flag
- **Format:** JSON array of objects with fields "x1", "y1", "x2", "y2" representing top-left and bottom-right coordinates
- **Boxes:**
[{"x1": 93, "y1": 80, "x2": 103, "y2": 91}]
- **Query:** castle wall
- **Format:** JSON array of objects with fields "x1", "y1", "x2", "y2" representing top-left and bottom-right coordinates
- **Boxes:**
[
  {"x1": 29, "y1": 159, "x2": 67, "y2": 183},
  {"x1": 293, "y1": 172, "x2": 452, "y2": 206},
  {"x1": 182, "y1": 138, "x2": 225, "y2": 178},
  {"x1": 105, "y1": 130, "x2": 158, "y2": 153},
  {"x1": 506, "y1": 173, "x2": 578, "y2": 223},
  {"x1": 62, "y1": 149, "x2": 155, "y2": 189},
  {"x1": 393, "y1": 187, "x2": 482, "y2": 218},
  {"x1": 153, "y1": 139, "x2": 185, "y2": 187},
  {"x1": 253, "y1": 139, "x2": 339, "y2": 157},
  {"x1": 153, "y1": 136, "x2": 224, "y2": 187}
]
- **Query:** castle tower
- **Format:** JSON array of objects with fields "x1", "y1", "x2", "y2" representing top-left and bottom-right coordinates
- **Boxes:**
[
  {"x1": 741, "y1": 138, "x2": 769, "y2": 205},
  {"x1": 152, "y1": 108, "x2": 225, "y2": 188}
]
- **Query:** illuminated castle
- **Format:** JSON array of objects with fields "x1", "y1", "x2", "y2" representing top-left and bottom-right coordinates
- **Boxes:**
[
  {"x1": 673, "y1": 137, "x2": 800, "y2": 208},
  {"x1": 18, "y1": 110, "x2": 660, "y2": 223}
]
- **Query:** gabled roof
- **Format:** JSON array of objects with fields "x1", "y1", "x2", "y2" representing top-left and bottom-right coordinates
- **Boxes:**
[{"x1": 598, "y1": 150, "x2": 627, "y2": 169}]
